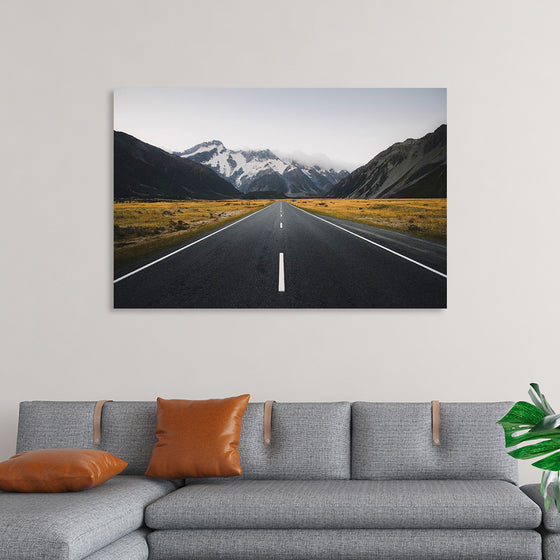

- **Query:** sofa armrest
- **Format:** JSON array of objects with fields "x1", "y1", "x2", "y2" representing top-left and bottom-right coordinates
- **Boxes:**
[{"x1": 522, "y1": 484, "x2": 560, "y2": 534}]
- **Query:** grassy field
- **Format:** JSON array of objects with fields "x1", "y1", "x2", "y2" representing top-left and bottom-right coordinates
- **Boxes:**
[
  {"x1": 114, "y1": 199, "x2": 273, "y2": 268},
  {"x1": 289, "y1": 198, "x2": 447, "y2": 244}
]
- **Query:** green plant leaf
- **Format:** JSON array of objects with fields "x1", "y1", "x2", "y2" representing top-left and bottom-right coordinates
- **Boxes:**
[
  {"x1": 543, "y1": 396, "x2": 556, "y2": 415},
  {"x1": 503, "y1": 428, "x2": 560, "y2": 448},
  {"x1": 497, "y1": 401, "x2": 545, "y2": 427},
  {"x1": 545, "y1": 474, "x2": 560, "y2": 512},
  {"x1": 532, "y1": 451, "x2": 560, "y2": 471},
  {"x1": 500, "y1": 386, "x2": 560, "y2": 512},
  {"x1": 498, "y1": 388, "x2": 560, "y2": 482},
  {"x1": 541, "y1": 470, "x2": 557, "y2": 495},
  {"x1": 509, "y1": 439, "x2": 560, "y2": 460},
  {"x1": 530, "y1": 414, "x2": 560, "y2": 432},
  {"x1": 529, "y1": 383, "x2": 556, "y2": 415},
  {"x1": 497, "y1": 401, "x2": 552, "y2": 447}
]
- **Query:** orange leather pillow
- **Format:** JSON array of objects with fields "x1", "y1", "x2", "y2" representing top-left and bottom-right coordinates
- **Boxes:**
[
  {"x1": 145, "y1": 394, "x2": 250, "y2": 479},
  {"x1": 0, "y1": 448, "x2": 128, "y2": 492}
]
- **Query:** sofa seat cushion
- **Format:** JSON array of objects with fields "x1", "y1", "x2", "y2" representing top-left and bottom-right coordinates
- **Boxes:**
[
  {"x1": 0, "y1": 475, "x2": 179, "y2": 560},
  {"x1": 145, "y1": 479, "x2": 541, "y2": 530}
]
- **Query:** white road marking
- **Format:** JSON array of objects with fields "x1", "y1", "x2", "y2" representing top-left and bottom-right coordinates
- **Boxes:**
[
  {"x1": 291, "y1": 204, "x2": 447, "y2": 279},
  {"x1": 280, "y1": 222, "x2": 283, "y2": 229},
  {"x1": 278, "y1": 253, "x2": 285, "y2": 292},
  {"x1": 114, "y1": 204, "x2": 270, "y2": 284}
]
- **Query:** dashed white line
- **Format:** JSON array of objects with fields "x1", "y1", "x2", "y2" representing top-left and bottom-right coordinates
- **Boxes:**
[
  {"x1": 278, "y1": 253, "x2": 285, "y2": 292},
  {"x1": 280, "y1": 222, "x2": 283, "y2": 229},
  {"x1": 290, "y1": 204, "x2": 447, "y2": 279},
  {"x1": 114, "y1": 204, "x2": 270, "y2": 284}
]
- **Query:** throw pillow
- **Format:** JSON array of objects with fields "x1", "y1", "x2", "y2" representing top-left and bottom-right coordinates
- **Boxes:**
[
  {"x1": 145, "y1": 394, "x2": 250, "y2": 479},
  {"x1": 0, "y1": 448, "x2": 128, "y2": 492}
]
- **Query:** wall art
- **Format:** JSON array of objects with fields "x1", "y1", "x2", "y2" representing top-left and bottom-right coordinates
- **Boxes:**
[{"x1": 113, "y1": 88, "x2": 446, "y2": 308}]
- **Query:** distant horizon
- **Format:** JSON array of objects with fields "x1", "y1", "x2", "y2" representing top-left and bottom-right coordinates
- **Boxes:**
[{"x1": 114, "y1": 88, "x2": 447, "y2": 171}]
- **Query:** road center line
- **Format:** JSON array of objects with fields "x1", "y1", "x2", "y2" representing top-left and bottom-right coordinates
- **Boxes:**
[
  {"x1": 290, "y1": 204, "x2": 447, "y2": 279},
  {"x1": 278, "y1": 253, "x2": 285, "y2": 292},
  {"x1": 280, "y1": 222, "x2": 283, "y2": 229},
  {"x1": 114, "y1": 204, "x2": 271, "y2": 284}
]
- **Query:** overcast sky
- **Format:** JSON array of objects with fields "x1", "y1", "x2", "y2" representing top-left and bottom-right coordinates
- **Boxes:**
[{"x1": 114, "y1": 88, "x2": 446, "y2": 171}]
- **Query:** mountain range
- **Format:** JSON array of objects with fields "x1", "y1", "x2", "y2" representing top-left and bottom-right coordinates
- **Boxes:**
[
  {"x1": 114, "y1": 131, "x2": 240, "y2": 200},
  {"x1": 175, "y1": 141, "x2": 349, "y2": 197},
  {"x1": 114, "y1": 125, "x2": 446, "y2": 201},
  {"x1": 328, "y1": 125, "x2": 447, "y2": 199}
]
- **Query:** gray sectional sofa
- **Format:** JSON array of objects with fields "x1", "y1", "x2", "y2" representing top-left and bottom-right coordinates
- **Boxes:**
[{"x1": 0, "y1": 400, "x2": 556, "y2": 559}]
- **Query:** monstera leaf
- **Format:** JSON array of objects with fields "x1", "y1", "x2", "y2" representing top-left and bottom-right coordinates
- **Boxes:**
[{"x1": 498, "y1": 383, "x2": 560, "y2": 512}]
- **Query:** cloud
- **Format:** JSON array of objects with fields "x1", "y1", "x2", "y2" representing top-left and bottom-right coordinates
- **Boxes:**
[{"x1": 272, "y1": 148, "x2": 359, "y2": 172}]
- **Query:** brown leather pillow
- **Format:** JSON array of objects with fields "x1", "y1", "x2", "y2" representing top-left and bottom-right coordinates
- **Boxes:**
[
  {"x1": 145, "y1": 394, "x2": 250, "y2": 479},
  {"x1": 0, "y1": 448, "x2": 128, "y2": 492}
]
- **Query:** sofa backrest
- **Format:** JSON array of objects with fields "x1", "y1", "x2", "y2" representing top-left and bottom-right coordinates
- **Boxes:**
[
  {"x1": 17, "y1": 400, "x2": 516, "y2": 482},
  {"x1": 16, "y1": 401, "x2": 157, "y2": 475},
  {"x1": 351, "y1": 402, "x2": 518, "y2": 484},
  {"x1": 238, "y1": 402, "x2": 351, "y2": 479},
  {"x1": 16, "y1": 401, "x2": 352, "y2": 479}
]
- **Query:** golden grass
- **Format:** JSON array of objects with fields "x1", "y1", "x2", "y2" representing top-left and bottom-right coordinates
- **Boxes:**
[
  {"x1": 114, "y1": 199, "x2": 273, "y2": 268},
  {"x1": 289, "y1": 198, "x2": 447, "y2": 244}
]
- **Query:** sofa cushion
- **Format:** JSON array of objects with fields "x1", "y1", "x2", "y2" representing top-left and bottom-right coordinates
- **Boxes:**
[
  {"x1": 147, "y1": 529, "x2": 541, "y2": 560},
  {"x1": 145, "y1": 479, "x2": 541, "y2": 530},
  {"x1": 238, "y1": 402, "x2": 351, "y2": 479},
  {"x1": 0, "y1": 475, "x2": 179, "y2": 560},
  {"x1": 16, "y1": 401, "x2": 158, "y2": 476},
  {"x1": 17, "y1": 402, "x2": 97, "y2": 451},
  {"x1": 98, "y1": 402, "x2": 158, "y2": 475},
  {"x1": 352, "y1": 402, "x2": 518, "y2": 483}
]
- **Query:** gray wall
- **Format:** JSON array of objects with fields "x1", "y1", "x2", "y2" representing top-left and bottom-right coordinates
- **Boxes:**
[{"x1": 1, "y1": 0, "x2": 559, "y2": 485}]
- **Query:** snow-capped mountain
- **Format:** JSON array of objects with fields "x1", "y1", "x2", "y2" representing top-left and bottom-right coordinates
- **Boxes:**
[
  {"x1": 328, "y1": 125, "x2": 446, "y2": 199},
  {"x1": 174, "y1": 141, "x2": 349, "y2": 197}
]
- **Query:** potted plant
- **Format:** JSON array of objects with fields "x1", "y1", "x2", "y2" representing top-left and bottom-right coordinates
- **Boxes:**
[{"x1": 498, "y1": 383, "x2": 560, "y2": 512}]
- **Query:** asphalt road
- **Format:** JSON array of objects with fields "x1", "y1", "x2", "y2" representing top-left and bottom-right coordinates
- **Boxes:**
[{"x1": 114, "y1": 201, "x2": 446, "y2": 308}]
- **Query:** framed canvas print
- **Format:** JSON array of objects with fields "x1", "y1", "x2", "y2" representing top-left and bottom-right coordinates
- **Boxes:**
[{"x1": 113, "y1": 88, "x2": 446, "y2": 309}]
